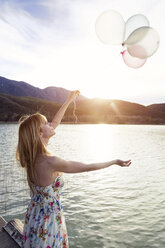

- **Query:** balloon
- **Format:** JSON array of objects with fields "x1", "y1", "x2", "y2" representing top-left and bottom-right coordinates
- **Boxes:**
[
  {"x1": 124, "y1": 14, "x2": 150, "y2": 41},
  {"x1": 126, "y1": 44, "x2": 148, "y2": 59},
  {"x1": 124, "y1": 27, "x2": 160, "y2": 58},
  {"x1": 121, "y1": 50, "x2": 147, "y2": 69},
  {"x1": 95, "y1": 10, "x2": 125, "y2": 45}
]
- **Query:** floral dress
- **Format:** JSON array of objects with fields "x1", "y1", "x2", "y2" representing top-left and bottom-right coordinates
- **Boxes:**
[{"x1": 22, "y1": 176, "x2": 69, "y2": 248}]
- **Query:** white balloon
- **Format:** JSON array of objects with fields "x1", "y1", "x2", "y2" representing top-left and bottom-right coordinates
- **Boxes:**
[
  {"x1": 124, "y1": 14, "x2": 150, "y2": 41},
  {"x1": 95, "y1": 10, "x2": 125, "y2": 45},
  {"x1": 124, "y1": 27, "x2": 160, "y2": 58}
]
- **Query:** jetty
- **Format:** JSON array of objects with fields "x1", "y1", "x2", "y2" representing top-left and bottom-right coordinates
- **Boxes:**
[{"x1": 0, "y1": 216, "x2": 23, "y2": 248}]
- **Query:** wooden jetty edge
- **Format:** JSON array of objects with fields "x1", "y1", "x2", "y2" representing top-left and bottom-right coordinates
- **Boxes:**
[{"x1": 0, "y1": 216, "x2": 23, "y2": 248}]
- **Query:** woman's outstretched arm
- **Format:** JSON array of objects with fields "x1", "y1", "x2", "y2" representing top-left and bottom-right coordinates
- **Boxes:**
[
  {"x1": 47, "y1": 156, "x2": 131, "y2": 173},
  {"x1": 50, "y1": 90, "x2": 80, "y2": 129}
]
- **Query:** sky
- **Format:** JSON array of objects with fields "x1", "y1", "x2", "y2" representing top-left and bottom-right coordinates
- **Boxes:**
[{"x1": 0, "y1": 0, "x2": 164, "y2": 105}]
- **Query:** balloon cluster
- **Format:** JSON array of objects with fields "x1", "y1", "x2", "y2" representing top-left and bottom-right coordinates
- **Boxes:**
[{"x1": 95, "y1": 10, "x2": 160, "y2": 68}]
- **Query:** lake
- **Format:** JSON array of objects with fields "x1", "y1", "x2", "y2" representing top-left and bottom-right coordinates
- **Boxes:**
[{"x1": 0, "y1": 124, "x2": 165, "y2": 248}]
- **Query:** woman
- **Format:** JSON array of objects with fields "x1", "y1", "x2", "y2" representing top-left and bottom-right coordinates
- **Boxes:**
[{"x1": 16, "y1": 90, "x2": 131, "y2": 248}]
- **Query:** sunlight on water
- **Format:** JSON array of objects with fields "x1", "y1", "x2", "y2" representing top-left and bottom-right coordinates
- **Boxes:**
[
  {"x1": 0, "y1": 124, "x2": 165, "y2": 248},
  {"x1": 71, "y1": 124, "x2": 115, "y2": 162}
]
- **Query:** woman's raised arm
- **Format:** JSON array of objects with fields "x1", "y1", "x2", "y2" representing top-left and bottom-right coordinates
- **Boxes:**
[
  {"x1": 50, "y1": 90, "x2": 80, "y2": 129},
  {"x1": 47, "y1": 156, "x2": 131, "y2": 173}
]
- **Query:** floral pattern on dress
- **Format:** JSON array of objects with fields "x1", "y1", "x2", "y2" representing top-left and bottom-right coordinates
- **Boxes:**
[{"x1": 22, "y1": 176, "x2": 69, "y2": 248}]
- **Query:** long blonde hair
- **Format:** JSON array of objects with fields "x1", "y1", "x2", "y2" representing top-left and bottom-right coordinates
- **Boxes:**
[{"x1": 16, "y1": 113, "x2": 50, "y2": 195}]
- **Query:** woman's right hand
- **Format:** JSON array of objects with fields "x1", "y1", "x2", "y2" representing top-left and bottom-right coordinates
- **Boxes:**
[
  {"x1": 67, "y1": 90, "x2": 80, "y2": 103},
  {"x1": 115, "y1": 159, "x2": 132, "y2": 167}
]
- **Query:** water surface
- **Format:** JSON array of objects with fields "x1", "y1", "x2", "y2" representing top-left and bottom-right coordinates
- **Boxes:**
[{"x1": 0, "y1": 124, "x2": 165, "y2": 248}]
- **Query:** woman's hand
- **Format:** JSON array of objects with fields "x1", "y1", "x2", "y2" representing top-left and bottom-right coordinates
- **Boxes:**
[
  {"x1": 67, "y1": 90, "x2": 80, "y2": 103},
  {"x1": 115, "y1": 159, "x2": 132, "y2": 167}
]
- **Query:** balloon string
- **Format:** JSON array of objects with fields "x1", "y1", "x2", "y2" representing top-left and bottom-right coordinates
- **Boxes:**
[{"x1": 73, "y1": 99, "x2": 78, "y2": 124}]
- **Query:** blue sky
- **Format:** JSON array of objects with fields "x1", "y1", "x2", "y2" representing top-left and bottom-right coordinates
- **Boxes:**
[{"x1": 0, "y1": 0, "x2": 164, "y2": 105}]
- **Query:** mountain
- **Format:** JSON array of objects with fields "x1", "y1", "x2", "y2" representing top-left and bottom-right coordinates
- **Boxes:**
[
  {"x1": 0, "y1": 76, "x2": 85, "y2": 103},
  {"x1": 0, "y1": 75, "x2": 165, "y2": 124},
  {"x1": 76, "y1": 98, "x2": 165, "y2": 124},
  {"x1": 0, "y1": 93, "x2": 165, "y2": 124},
  {"x1": 147, "y1": 103, "x2": 165, "y2": 113},
  {"x1": 0, "y1": 93, "x2": 81, "y2": 122}
]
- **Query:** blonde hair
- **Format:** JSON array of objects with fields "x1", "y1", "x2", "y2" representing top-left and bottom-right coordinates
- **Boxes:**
[{"x1": 16, "y1": 113, "x2": 50, "y2": 195}]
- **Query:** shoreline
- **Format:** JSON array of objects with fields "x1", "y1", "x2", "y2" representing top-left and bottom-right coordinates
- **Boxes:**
[{"x1": 0, "y1": 121, "x2": 164, "y2": 125}]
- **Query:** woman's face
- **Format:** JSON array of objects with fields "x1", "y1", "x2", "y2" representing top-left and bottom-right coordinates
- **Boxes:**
[{"x1": 40, "y1": 120, "x2": 55, "y2": 138}]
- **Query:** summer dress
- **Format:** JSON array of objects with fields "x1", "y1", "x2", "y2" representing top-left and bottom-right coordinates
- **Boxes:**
[{"x1": 22, "y1": 175, "x2": 69, "y2": 248}]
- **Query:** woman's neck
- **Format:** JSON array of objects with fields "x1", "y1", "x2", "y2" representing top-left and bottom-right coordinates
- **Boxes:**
[{"x1": 41, "y1": 137, "x2": 49, "y2": 147}]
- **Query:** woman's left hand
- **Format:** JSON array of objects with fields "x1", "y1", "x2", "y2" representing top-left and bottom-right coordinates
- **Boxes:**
[{"x1": 115, "y1": 159, "x2": 132, "y2": 167}]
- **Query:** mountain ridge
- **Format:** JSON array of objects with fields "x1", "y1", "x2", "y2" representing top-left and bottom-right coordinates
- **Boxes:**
[
  {"x1": 0, "y1": 76, "x2": 165, "y2": 124},
  {"x1": 0, "y1": 76, "x2": 86, "y2": 103}
]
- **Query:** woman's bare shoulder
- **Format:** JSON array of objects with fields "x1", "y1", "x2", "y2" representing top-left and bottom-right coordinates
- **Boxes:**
[
  {"x1": 36, "y1": 154, "x2": 51, "y2": 164},
  {"x1": 36, "y1": 154, "x2": 62, "y2": 165},
  {"x1": 35, "y1": 154, "x2": 65, "y2": 172},
  {"x1": 34, "y1": 154, "x2": 51, "y2": 174}
]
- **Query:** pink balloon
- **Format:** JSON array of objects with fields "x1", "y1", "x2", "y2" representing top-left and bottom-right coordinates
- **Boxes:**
[{"x1": 121, "y1": 50, "x2": 147, "y2": 69}]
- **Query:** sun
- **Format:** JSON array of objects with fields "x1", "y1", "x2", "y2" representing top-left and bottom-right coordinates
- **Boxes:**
[{"x1": 80, "y1": 82, "x2": 126, "y2": 100}]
